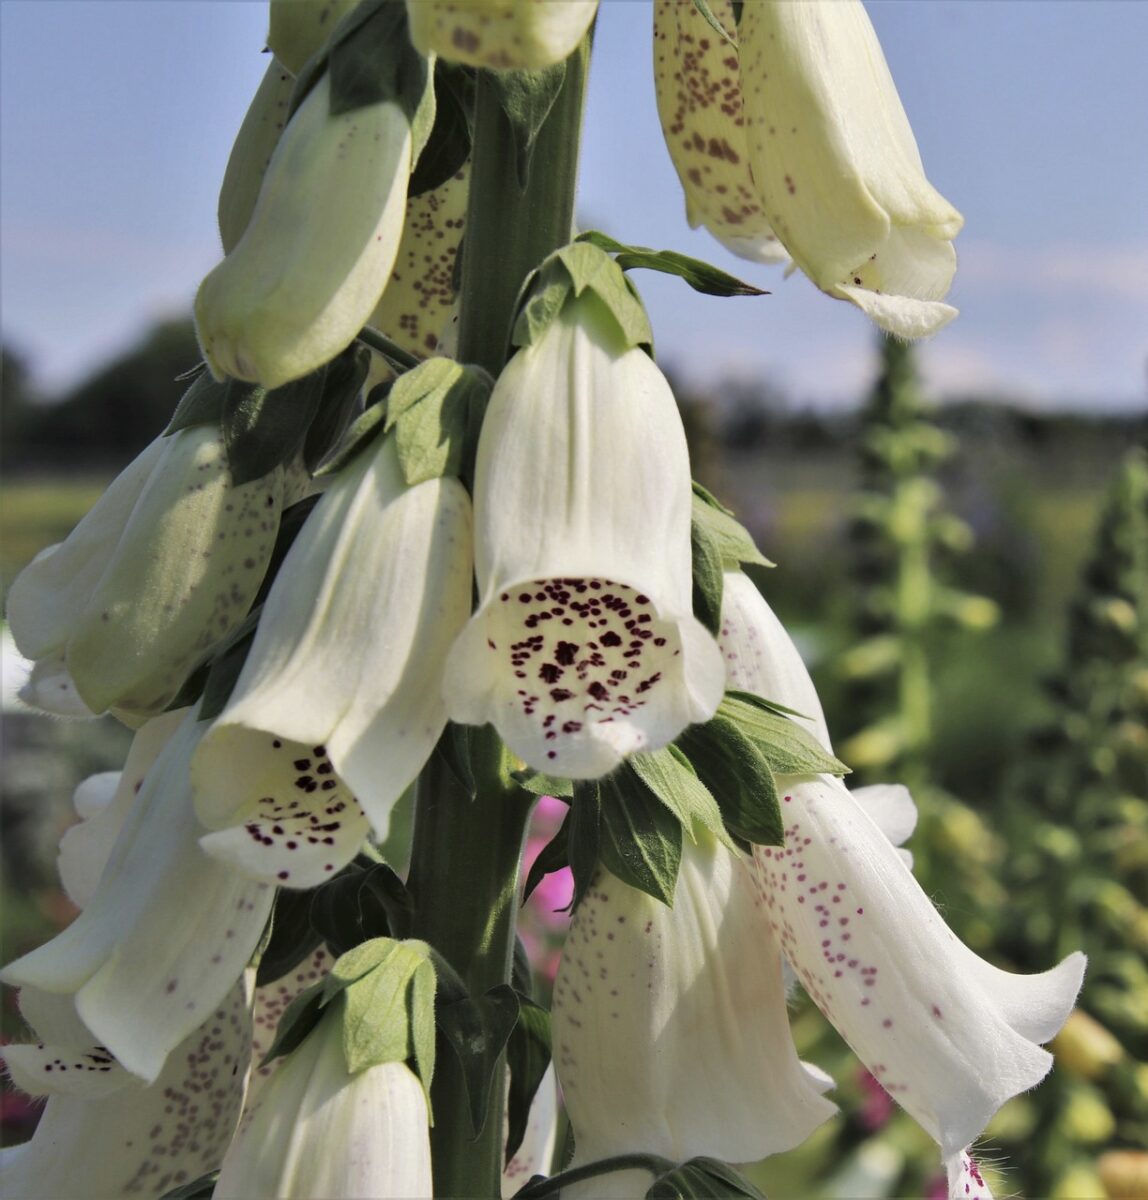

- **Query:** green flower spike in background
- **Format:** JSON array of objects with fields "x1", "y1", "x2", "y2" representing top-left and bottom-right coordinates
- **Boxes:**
[{"x1": 3, "y1": 2, "x2": 1126, "y2": 1198}]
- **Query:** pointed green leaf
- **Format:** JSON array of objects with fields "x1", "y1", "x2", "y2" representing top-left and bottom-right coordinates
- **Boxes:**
[
  {"x1": 505, "y1": 997, "x2": 552, "y2": 1163},
  {"x1": 409, "y1": 61, "x2": 473, "y2": 197},
  {"x1": 260, "y1": 981, "x2": 326, "y2": 1067},
  {"x1": 316, "y1": 386, "x2": 390, "y2": 477},
  {"x1": 409, "y1": 956, "x2": 438, "y2": 1102},
  {"x1": 326, "y1": 936, "x2": 398, "y2": 998},
  {"x1": 437, "y1": 985, "x2": 521, "y2": 1138},
  {"x1": 513, "y1": 769, "x2": 574, "y2": 799},
  {"x1": 691, "y1": 511, "x2": 725, "y2": 636},
  {"x1": 568, "y1": 781, "x2": 602, "y2": 910},
  {"x1": 488, "y1": 62, "x2": 566, "y2": 189},
  {"x1": 691, "y1": 490, "x2": 773, "y2": 569},
  {"x1": 720, "y1": 692, "x2": 848, "y2": 776},
  {"x1": 627, "y1": 747, "x2": 733, "y2": 849},
  {"x1": 223, "y1": 368, "x2": 327, "y2": 486},
  {"x1": 689, "y1": 0, "x2": 737, "y2": 46},
  {"x1": 555, "y1": 243, "x2": 653, "y2": 349},
  {"x1": 340, "y1": 939, "x2": 436, "y2": 1074},
  {"x1": 165, "y1": 367, "x2": 226, "y2": 435},
  {"x1": 522, "y1": 815, "x2": 571, "y2": 905},
  {"x1": 678, "y1": 716, "x2": 783, "y2": 847},
  {"x1": 196, "y1": 608, "x2": 260, "y2": 721},
  {"x1": 597, "y1": 770, "x2": 683, "y2": 906},
  {"x1": 303, "y1": 343, "x2": 371, "y2": 472},
  {"x1": 577, "y1": 231, "x2": 765, "y2": 298},
  {"x1": 511, "y1": 258, "x2": 574, "y2": 349},
  {"x1": 255, "y1": 886, "x2": 324, "y2": 987}
]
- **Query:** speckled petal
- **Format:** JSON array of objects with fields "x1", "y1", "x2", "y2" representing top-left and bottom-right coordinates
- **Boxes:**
[
  {"x1": 193, "y1": 435, "x2": 473, "y2": 875},
  {"x1": 653, "y1": 0, "x2": 785, "y2": 264},
  {"x1": 1, "y1": 712, "x2": 272, "y2": 1083},
  {"x1": 718, "y1": 571, "x2": 830, "y2": 749},
  {"x1": 216, "y1": 1010, "x2": 432, "y2": 1200},
  {"x1": 501, "y1": 1064, "x2": 559, "y2": 1198},
  {"x1": 16, "y1": 653, "x2": 95, "y2": 718},
  {"x1": 739, "y1": 0, "x2": 962, "y2": 334},
  {"x1": 751, "y1": 775, "x2": 1084, "y2": 1157},
  {"x1": 553, "y1": 836, "x2": 836, "y2": 1167},
  {"x1": 367, "y1": 165, "x2": 469, "y2": 358},
  {"x1": 0, "y1": 983, "x2": 251, "y2": 1200},
  {"x1": 445, "y1": 293, "x2": 724, "y2": 775},
  {"x1": 946, "y1": 1150, "x2": 995, "y2": 1200},
  {"x1": 406, "y1": 0, "x2": 598, "y2": 70}
]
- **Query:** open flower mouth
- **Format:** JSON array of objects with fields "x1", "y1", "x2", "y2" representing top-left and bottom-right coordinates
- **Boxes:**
[{"x1": 480, "y1": 577, "x2": 686, "y2": 772}]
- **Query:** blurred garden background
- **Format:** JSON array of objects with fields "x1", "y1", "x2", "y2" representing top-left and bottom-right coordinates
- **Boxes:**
[{"x1": 2, "y1": 0, "x2": 1147, "y2": 1196}]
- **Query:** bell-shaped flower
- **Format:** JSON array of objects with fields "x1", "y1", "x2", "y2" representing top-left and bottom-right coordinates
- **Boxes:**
[
  {"x1": 192, "y1": 434, "x2": 473, "y2": 889},
  {"x1": 366, "y1": 164, "x2": 469, "y2": 359},
  {"x1": 0, "y1": 981, "x2": 252, "y2": 1200},
  {"x1": 214, "y1": 1005, "x2": 433, "y2": 1199},
  {"x1": 551, "y1": 833, "x2": 836, "y2": 1189},
  {"x1": 443, "y1": 291, "x2": 725, "y2": 778},
  {"x1": 1, "y1": 710, "x2": 273, "y2": 1082},
  {"x1": 738, "y1": 0, "x2": 964, "y2": 338},
  {"x1": 406, "y1": 0, "x2": 597, "y2": 70},
  {"x1": 6, "y1": 426, "x2": 286, "y2": 718},
  {"x1": 720, "y1": 571, "x2": 1085, "y2": 1161},
  {"x1": 196, "y1": 72, "x2": 412, "y2": 388},
  {"x1": 652, "y1": 0, "x2": 785, "y2": 264}
]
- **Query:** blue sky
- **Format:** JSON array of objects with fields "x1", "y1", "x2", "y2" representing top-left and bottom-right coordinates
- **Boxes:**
[{"x1": 2, "y1": 0, "x2": 1146, "y2": 411}]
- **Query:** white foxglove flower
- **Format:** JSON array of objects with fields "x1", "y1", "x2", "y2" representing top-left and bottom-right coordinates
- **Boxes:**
[
  {"x1": 193, "y1": 434, "x2": 472, "y2": 889},
  {"x1": 196, "y1": 73, "x2": 412, "y2": 388},
  {"x1": 719, "y1": 571, "x2": 1085, "y2": 1161},
  {"x1": 551, "y1": 834, "x2": 836, "y2": 1186},
  {"x1": 6, "y1": 427, "x2": 285, "y2": 718},
  {"x1": 444, "y1": 291, "x2": 725, "y2": 777},
  {"x1": 1, "y1": 710, "x2": 273, "y2": 1082},
  {"x1": 652, "y1": 0, "x2": 785, "y2": 264},
  {"x1": 0, "y1": 982, "x2": 251, "y2": 1200},
  {"x1": 738, "y1": 0, "x2": 963, "y2": 338},
  {"x1": 407, "y1": 0, "x2": 597, "y2": 70},
  {"x1": 367, "y1": 164, "x2": 469, "y2": 358},
  {"x1": 501, "y1": 1064, "x2": 560, "y2": 1198},
  {"x1": 215, "y1": 1007, "x2": 433, "y2": 1200}
]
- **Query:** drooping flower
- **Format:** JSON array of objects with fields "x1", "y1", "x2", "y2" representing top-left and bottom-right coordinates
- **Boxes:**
[
  {"x1": 551, "y1": 832, "x2": 837, "y2": 1194},
  {"x1": 6, "y1": 426, "x2": 286, "y2": 718},
  {"x1": 1, "y1": 710, "x2": 273, "y2": 1082},
  {"x1": 406, "y1": 0, "x2": 598, "y2": 70},
  {"x1": 0, "y1": 981, "x2": 251, "y2": 1200},
  {"x1": 196, "y1": 71, "x2": 413, "y2": 389},
  {"x1": 737, "y1": 0, "x2": 964, "y2": 338},
  {"x1": 443, "y1": 289, "x2": 725, "y2": 778},
  {"x1": 192, "y1": 434, "x2": 473, "y2": 889},
  {"x1": 214, "y1": 1004, "x2": 433, "y2": 1200},
  {"x1": 652, "y1": 0, "x2": 785, "y2": 263}
]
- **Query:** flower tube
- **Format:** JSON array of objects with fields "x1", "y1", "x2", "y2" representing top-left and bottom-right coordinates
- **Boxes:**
[
  {"x1": 444, "y1": 289, "x2": 725, "y2": 778},
  {"x1": 193, "y1": 435, "x2": 473, "y2": 889},
  {"x1": 406, "y1": 0, "x2": 597, "y2": 70},
  {"x1": 738, "y1": 0, "x2": 963, "y2": 337},
  {"x1": 1, "y1": 711, "x2": 273, "y2": 1082},
  {"x1": 214, "y1": 1005, "x2": 433, "y2": 1200}
]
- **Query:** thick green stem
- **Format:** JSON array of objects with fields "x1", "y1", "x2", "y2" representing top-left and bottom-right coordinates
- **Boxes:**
[
  {"x1": 457, "y1": 41, "x2": 590, "y2": 375},
  {"x1": 407, "y1": 39, "x2": 590, "y2": 1200}
]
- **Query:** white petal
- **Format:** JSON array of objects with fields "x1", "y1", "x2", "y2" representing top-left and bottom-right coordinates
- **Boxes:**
[
  {"x1": 719, "y1": 571, "x2": 831, "y2": 751},
  {"x1": 833, "y1": 284, "x2": 959, "y2": 340},
  {"x1": 946, "y1": 1149, "x2": 995, "y2": 1200},
  {"x1": 193, "y1": 436, "x2": 472, "y2": 869},
  {"x1": 501, "y1": 1064, "x2": 559, "y2": 1198},
  {"x1": 1, "y1": 712, "x2": 272, "y2": 1082},
  {"x1": 216, "y1": 1012, "x2": 432, "y2": 1200},
  {"x1": 850, "y1": 783, "x2": 917, "y2": 849},
  {"x1": 17, "y1": 654, "x2": 96, "y2": 718},
  {"x1": 446, "y1": 293, "x2": 723, "y2": 775},
  {"x1": 552, "y1": 836, "x2": 836, "y2": 1165},
  {"x1": 2, "y1": 1040, "x2": 129, "y2": 1100},
  {"x1": 58, "y1": 711, "x2": 186, "y2": 910},
  {"x1": 652, "y1": 0, "x2": 785, "y2": 264},
  {"x1": 0, "y1": 982, "x2": 250, "y2": 1200},
  {"x1": 751, "y1": 776, "x2": 1084, "y2": 1157}
]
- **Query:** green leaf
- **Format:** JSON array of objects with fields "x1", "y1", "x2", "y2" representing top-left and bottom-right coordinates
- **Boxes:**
[
  {"x1": 691, "y1": 488, "x2": 773, "y2": 569},
  {"x1": 505, "y1": 997, "x2": 552, "y2": 1163},
  {"x1": 196, "y1": 608, "x2": 260, "y2": 721},
  {"x1": 555, "y1": 242, "x2": 654, "y2": 348},
  {"x1": 303, "y1": 344, "x2": 371, "y2": 473},
  {"x1": 522, "y1": 815, "x2": 571, "y2": 905},
  {"x1": 691, "y1": 511, "x2": 725, "y2": 636},
  {"x1": 568, "y1": 782, "x2": 603, "y2": 910},
  {"x1": 647, "y1": 1157, "x2": 767, "y2": 1200},
  {"x1": 165, "y1": 367, "x2": 225, "y2": 435},
  {"x1": 326, "y1": 936, "x2": 397, "y2": 998},
  {"x1": 488, "y1": 62, "x2": 567, "y2": 190},
  {"x1": 409, "y1": 61, "x2": 473, "y2": 198},
  {"x1": 309, "y1": 864, "x2": 393, "y2": 957},
  {"x1": 409, "y1": 953, "x2": 438, "y2": 1102},
  {"x1": 340, "y1": 940, "x2": 437, "y2": 1074},
  {"x1": 678, "y1": 716, "x2": 783, "y2": 847},
  {"x1": 359, "y1": 862, "x2": 415, "y2": 942},
  {"x1": 255, "y1": 887, "x2": 324, "y2": 987},
  {"x1": 577, "y1": 231, "x2": 765, "y2": 298},
  {"x1": 510, "y1": 257, "x2": 573, "y2": 349},
  {"x1": 326, "y1": 0, "x2": 430, "y2": 127},
  {"x1": 436, "y1": 723, "x2": 478, "y2": 799},
  {"x1": 689, "y1": 0, "x2": 737, "y2": 46},
  {"x1": 628, "y1": 747, "x2": 733, "y2": 849},
  {"x1": 316, "y1": 386, "x2": 389, "y2": 477},
  {"x1": 720, "y1": 692, "x2": 848, "y2": 776},
  {"x1": 512, "y1": 937, "x2": 535, "y2": 1000},
  {"x1": 384, "y1": 357, "x2": 491, "y2": 484},
  {"x1": 437, "y1": 985, "x2": 521, "y2": 1138},
  {"x1": 222, "y1": 369, "x2": 327, "y2": 486},
  {"x1": 513, "y1": 769, "x2": 574, "y2": 799},
  {"x1": 597, "y1": 771, "x2": 683, "y2": 906},
  {"x1": 160, "y1": 1170, "x2": 219, "y2": 1200},
  {"x1": 260, "y1": 981, "x2": 326, "y2": 1066}
]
